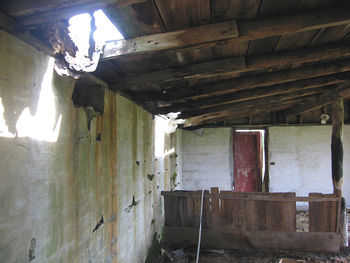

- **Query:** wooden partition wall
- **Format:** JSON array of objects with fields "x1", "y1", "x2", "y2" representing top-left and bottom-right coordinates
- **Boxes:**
[{"x1": 162, "y1": 188, "x2": 341, "y2": 253}]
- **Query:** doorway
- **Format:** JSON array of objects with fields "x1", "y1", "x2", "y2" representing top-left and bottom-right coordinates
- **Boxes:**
[{"x1": 233, "y1": 129, "x2": 266, "y2": 192}]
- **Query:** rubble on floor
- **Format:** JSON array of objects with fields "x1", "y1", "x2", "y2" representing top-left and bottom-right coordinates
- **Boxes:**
[{"x1": 159, "y1": 247, "x2": 350, "y2": 263}]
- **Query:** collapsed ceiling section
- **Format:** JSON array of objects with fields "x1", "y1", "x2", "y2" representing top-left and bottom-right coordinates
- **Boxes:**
[{"x1": 1, "y1": 0, "x2": 350, "y2": 128}]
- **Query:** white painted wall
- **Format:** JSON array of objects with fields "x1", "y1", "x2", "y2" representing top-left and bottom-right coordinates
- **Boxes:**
[
  {"x1": 182, "y1": 128, "x2": 233, "y2": 190},
  {"x1": 268, "y1": 126, "x2": 350, "y2": 207}
]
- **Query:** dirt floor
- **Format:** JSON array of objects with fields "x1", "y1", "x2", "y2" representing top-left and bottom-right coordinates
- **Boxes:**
[{"x1": 160, "y1": 247, "x2": 350, "y2": 263}]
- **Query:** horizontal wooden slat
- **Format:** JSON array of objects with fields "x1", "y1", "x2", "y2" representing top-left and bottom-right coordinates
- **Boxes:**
[
  {"x1": 143, "y1": 59, "x2": 350, "y2": 103},
  {"x1": 101, "y1": 6, "x2": 350, "y2": 59},
  {"x1": 179, "y1": 86, "x2": 333, "y2": 119},
  {"x1": 102, "y1": 20, "x2": 239, "y2": 59},
  {"x1": 16, "y1": 0, "x2": 147, "y2": 26},
  {"x1": 164, "y1": 226, "x2": 340, "y2": 253},
  {"x1": 157, "y1": 73, "x2": 349, "y2": 114},
  {"x1": 286, "y1": 86, "x2": 350, "y2": 116},
  {"x1": 109, "y1": 41, "x2": 350, "y2": 91},
  {"x1": 161, "y1": 191, "x2": 341, "y2": 202}
]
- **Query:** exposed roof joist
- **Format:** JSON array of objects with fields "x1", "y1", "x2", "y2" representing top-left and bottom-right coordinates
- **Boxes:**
[
  {"x1": 112, "y1": 41, "x2": 350, "y2": 92},
  {"x1": 286, "y1": 85, "x2": 350, "y2": 116},
  {"x1": 102, "y1": 6, "x2": 350, "y2": 60},
  {"x1": 179, "y1": 85, "x2": 339, "y2": 119},
  {"x1": 158, "y1": 73, "x2": 350, "y2": 114},
  {"x1": 143, "y1": 59, "x2": 350, "y2": 103},
  {"x1": 11, "y1": 0, "x2": 146, "y2": 26}
]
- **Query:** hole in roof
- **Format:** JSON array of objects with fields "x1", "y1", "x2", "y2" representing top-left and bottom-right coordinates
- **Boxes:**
[{"x1": 66, "y1": 9, "x2": 124, "y2": 71}]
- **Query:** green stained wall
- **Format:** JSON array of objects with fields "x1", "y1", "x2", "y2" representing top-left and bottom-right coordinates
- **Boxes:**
[{"x1": 0, "y1": 29, "x2": 181, "y2": 263}]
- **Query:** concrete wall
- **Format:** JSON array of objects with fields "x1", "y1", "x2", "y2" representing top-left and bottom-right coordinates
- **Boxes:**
[
  {"x1": 182, "y1": 128, "x2": 233, "y2": 190},
  {"x1": 268, "y1": 126, "x2": 350, "y2": 206},
  {"x1": 0, "y1": 30, "x2": 177, "y2": 263}
]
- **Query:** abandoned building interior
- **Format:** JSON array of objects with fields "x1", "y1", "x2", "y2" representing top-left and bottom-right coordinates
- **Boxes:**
[{"x1": 1, "y1": 0, "x2": 350, "y2": 262}]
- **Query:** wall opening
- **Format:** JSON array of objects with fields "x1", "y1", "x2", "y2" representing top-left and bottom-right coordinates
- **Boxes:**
[{"x1": 233, "y1": 129, "x2": 267, "y2": 192}]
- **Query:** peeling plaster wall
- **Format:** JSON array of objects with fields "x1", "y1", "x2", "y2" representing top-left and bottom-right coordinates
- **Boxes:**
[
  {"x1": 181, "y1": 128, "x2": 233, "y2": 190},
  {"x1": 268, "y1": 126, "x2": 350, "y2": 207},
  {"x1": 0, "y1": 30, "x2": 178, "y2": 263}
]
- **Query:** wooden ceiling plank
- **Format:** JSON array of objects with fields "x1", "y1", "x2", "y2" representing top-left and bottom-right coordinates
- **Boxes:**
[
  {"x1": 155, "y1": 0, "x2": 211, "y2": 31},
  {"x1": 0, "y1": 11, "x2": 54, "y2": 55},
  {"x1": 2, "y1": 0, "x2": 146, "y2": 18},
  {"x1": 109, "y1": 56, "x2": 246, "y2": 91},
  {"x1": 185, "y1": 95, "x2": 317, "y2": 128},
  {"x1": 211, "y1": 0, "x2": 260, "y2": 21},
  {"x1": 179, "y1": 85, "x2": 337, "y2": 119},
  {"x1": 111, "y1": 41, "x2": 350, "y2": 93},
  {"x1": 17, "y1": 0, "x2": 147, "y2": 27},
  {"x1": 104, "y1": 0, "x2": 165, "y2": 39},
  {"x1": 187, "y1": 102, "x2": 299, "y2": 128},
  {"x1": 151, "y1": 58, "x2": 350, "y2": 102},
  {"x1": 286, "y1": 87, "x2": 350, "y2": 116},
  {"x1": 102, "y1": 6, "x2": 350, "y2": 60},
  {"x1": 157, "y1": 73, "x2": 350, "y2": 114}
]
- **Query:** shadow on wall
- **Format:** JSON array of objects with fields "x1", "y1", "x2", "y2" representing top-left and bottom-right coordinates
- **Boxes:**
[{"x1": 0, "y1": 58, "x2": 65, "y2": 142}]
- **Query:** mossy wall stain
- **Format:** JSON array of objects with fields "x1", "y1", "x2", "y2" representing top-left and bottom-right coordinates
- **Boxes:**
[{"x1": 0, "y1": 29, "x2": 181, "y2": 263}]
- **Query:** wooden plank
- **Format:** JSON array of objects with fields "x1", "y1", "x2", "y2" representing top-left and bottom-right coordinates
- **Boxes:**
[
  {"x1": 157, "y1": 73, "x2": 348, "y2": 114},
  {"x1": 161, "y1": 191, "x2": 341, "y2": 202},
  {"x1": 179, "y1": 86, "x2": 333, "y2": 119},
  {"x1": 263, "y1": 193, "x2": 296, "y2": 232},
  {"x1": 211, "y1": 0, "x2": 260, "y2": 21},
  {"x1": 102, "y1": 7, "x2": 350, "y2": 59},
  {"x1": 220, "y1": 191, "x2": 246, "y2": 231},
  {"x1": 164, "y1": 226, "x2": 341, "y2": 253},
  {"x1": 144, "y1": 59, "x2": 350, "y2": 102},
  {"x1": 109, "y1": 41, "x2": 350, "y2": 91},
  {"x1": 16, "y1": 0, "x2": 147, "y2": 26},
  {"x1": 309, "y1": 193, "x2": 327, "y2": 232},
  {"x1": 210, "y1": 187, "x2": 220, "y2": 229},
  {"x1": 109, "y1": 56, "x2": 245, "y2": 91},
  {"x1": 0, "y1": 12, "x2": 55, "y2": 56},
  {"x1": 202, "y1": 191, "x2": 212, "y2": 229},
  {"x1": 102, "y1": 20, "x2": 239, "y2": 59},
  {"x1": 155, "y1": 0, "x2": 211, "y2": 31},
  {"x1": 286, "y1": 88, "x2": 349, "y2": 117},
  {"x1": 104, "y1": 0, "x2": 165, "y2": 39},
  {"x1": 1, "y1": 0, "x2": 146, "y2": 18}
]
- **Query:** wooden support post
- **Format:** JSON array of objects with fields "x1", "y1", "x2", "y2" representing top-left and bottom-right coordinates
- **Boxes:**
[
  {"x1": 331, "y1": 98, "x2": 344, "y2": 196},
  {"x1": 331, "y1": 98, "x2": 347, "y2": 247}
]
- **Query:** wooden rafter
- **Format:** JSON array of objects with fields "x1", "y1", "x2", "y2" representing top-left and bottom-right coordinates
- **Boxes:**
[
  {"x1": 157, "y1": 73, "x2": 350, "y2": 114},
  {"x1": 101, "y1": 6, "x2": 350, "y2": 60},
  {"x1": 143, "y1": 59, "x2": 350, "y2": 102},
  {"x1": 285, "y1": 86, "x2": 350, "y2": 117},
  {"x1": 110, "y1": 41, "x2": 350, "y2": 91},
  {"x1": 14, "y1": 0, "x2": 147, "y2": 26},
  {"x1": 179, "y1": 85, "x2": 338, "y2": 119}
]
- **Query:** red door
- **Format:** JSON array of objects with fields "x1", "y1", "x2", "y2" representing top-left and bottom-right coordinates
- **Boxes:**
[{"x1": 233, "y1": 131, "x2": 262, "y2": 192}]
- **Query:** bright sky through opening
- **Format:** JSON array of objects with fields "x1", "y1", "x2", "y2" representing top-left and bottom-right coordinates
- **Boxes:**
[{"x1": 68, "y1": 9, "x2": 124, "y2": 57}]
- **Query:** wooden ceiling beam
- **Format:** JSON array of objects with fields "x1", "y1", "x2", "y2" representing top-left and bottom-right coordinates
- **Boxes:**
[
  {"x1": 110, "y1": 56, "x2": 246, "y2": 91},
  {"x1": 102, "y1": 6, "x2": 350, "y2": 60},
  {"x1": 13, "y1": 0, "x2": 146, "y2": 26},
  {"x1": 0, "y1": 10, "x2": 55, "y2": 55},
  {"x1": 286, "y1": 86, "x2": 350, "y2": 117},
  {"x1": 157, "y1": 73, "x2": 350, "y2": 114},
  {"x1": 185, "y1": 102, "x2": 299, "y2": 128},
  {"x1": 110, "y1": 41, "x2": 350, "y2": 91},
  {"x1": 148, "y1": 59, "x2": 350, "y2": 103},
  {"x1": 179, "y1": 85, "x2": 337, "y2": 119}
]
